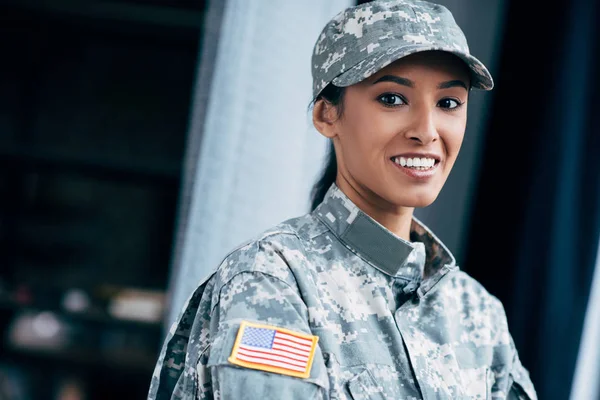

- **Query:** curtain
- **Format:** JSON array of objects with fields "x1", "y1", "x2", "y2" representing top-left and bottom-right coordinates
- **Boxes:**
[
  {"x1": 165, "y1": 0, "x2": 352, "y2": 327},
  {"x1": 463, "y1": 0, "x2": 600, "y2": 398},
  {"x1": 571, "y1": 237, "x2": 600, "y2": 399}
]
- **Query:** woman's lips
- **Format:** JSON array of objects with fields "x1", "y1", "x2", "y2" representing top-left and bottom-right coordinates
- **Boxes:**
[{"x1": 390, "y1": 159, "x2": 439, "y2": 179}]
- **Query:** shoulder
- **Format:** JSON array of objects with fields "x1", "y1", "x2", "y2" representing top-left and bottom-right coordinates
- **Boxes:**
[
  {"x1": 206, "y1": 212, "x2": 325, "y2": 300},
  {"x1": 440, "y1": 269, "x2": 511, "y2": 340},
  {"x1": 149, "y1": 214, "x2": 325, "y2": 399},
  {"x1": 446, "y1": 269, "x2": 506, "y2": 310},
  {"x1": 162, "y1": 213, "x2": 323, "y2": 352},
  {"x1": 171, "y1": 212, "x2": 324, "y2": 322}
]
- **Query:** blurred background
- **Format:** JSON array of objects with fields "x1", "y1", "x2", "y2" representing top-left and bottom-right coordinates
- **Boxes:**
[{"x1": 0, "y1": 0, "x2": 598, "y2": 399}]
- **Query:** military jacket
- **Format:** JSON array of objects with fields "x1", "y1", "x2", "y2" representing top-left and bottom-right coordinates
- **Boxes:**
[{"x1": 148, "y1": 184, "x2": 537, "y2": 400}]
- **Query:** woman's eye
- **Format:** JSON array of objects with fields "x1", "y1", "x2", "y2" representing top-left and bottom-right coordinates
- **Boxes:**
[
  {"x1": 438, "y1": 98, "x2": 462, "y2": 109},
  {"x1": 378, "y1": 94, "x2": 405, "y2": 107}
]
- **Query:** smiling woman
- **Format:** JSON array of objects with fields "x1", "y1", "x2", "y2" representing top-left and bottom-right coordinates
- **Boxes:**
[
  {"x1": 313, "y1": 51, "x2": 471, "y2": 236},
  {"x1": 148, "y1": 1, "x2": 538, "y2": 399}
]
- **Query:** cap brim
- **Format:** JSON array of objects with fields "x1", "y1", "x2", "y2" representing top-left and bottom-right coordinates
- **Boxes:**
[{"x1": 331, "y1": 45, "x2": 494, "y2": 91}]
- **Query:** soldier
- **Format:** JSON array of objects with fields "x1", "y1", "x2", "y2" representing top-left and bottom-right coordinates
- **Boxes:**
[{"x1": 148, "y1": 0, "x2": 538, "y2": 399}]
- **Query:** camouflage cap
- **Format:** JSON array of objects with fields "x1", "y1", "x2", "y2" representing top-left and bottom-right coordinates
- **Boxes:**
[{"x1": 311, "y1": 0, "x2": 494, "y2": 99}]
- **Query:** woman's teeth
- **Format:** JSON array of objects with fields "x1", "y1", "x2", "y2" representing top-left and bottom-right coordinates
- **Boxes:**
[{"x1": 393, "y1": 156, "x2": 436, "y2": 169}]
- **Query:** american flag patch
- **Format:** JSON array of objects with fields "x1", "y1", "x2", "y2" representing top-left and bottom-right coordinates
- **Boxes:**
[{"x1": 228, "y1": 321, "x2": 319, "y2": 378}]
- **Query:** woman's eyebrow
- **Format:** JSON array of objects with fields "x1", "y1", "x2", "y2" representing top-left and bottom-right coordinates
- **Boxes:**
[
  {"x1": 372, "y1": 75, "x2": 414, "y2": 87},
  {"x1": 437, "y1": 80, "x2": 468, "y2": 90},
  {"x1": 372, "y1": 76, "x2": 468, "y2": 91}
]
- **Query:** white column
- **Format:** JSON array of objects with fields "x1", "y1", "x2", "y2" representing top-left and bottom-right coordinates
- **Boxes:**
[{"x1": 166, "y1": 0, "x2": 352, "y2": 324}]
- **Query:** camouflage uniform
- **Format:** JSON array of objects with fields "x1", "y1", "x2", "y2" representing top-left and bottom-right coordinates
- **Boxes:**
[
  {"x1": 148, "y1": 184, "x2": 537, "y2": 399},
  {"x1": 149, "y1": 1, "x2": 536, "y2": 398}
]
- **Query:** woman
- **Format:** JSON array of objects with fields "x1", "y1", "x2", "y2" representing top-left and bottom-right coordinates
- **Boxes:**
[{"x1": 149, "y1": 1, "x2": 537, "y2": 399}]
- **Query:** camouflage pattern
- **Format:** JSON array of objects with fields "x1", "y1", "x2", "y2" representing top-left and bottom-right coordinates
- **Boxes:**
[
  {"x1": 311, "y1": 0, "x2": 494, "y2": 99},
  {"x1": 148, "y1": 184, "x2": 537, "y2": 399}
]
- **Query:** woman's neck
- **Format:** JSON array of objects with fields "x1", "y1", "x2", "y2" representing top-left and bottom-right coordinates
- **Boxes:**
[{"x1": 335, "y1": 176, "x2": 414, "y2": 241}]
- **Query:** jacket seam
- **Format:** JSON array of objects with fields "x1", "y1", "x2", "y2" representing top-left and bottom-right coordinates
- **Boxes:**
[{"x1": 209, "y1": 267, "x2": 306, "y2": 315}]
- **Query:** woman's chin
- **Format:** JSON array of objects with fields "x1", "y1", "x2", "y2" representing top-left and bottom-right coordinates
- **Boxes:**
[
  {"x1": 391, "y1": 192, "x2": 439, "y2": 208},
  {"x1": 406, "y1": 199, "x2": 436, "y2": 208}
]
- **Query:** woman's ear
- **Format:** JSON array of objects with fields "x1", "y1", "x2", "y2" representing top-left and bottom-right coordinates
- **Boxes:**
[{"x1": 312, "y1": 99, "x2": 339, "y2": 139}]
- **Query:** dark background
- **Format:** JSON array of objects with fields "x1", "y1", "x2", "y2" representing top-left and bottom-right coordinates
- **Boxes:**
[
  {"x1": 463, "y1": 0, "x2": 600, "y2": 399},
  {"x1": 0, "y1": 0, "x2": 203, "y2": 398}
]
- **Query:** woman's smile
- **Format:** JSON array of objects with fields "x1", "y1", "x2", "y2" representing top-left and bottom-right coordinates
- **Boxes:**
[{"x1": 389, "y1": 152, "x2": 442, "y2": 180}]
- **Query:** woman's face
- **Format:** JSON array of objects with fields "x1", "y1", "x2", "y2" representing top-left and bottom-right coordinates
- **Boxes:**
[{"x1": 320, "y1": 51, "x2": 470, "y2": 210}]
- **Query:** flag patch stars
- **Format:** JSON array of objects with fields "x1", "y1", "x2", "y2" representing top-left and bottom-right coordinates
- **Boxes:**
[{"x1": 228, "y1": 321, "x2": 319, "y2": 379}]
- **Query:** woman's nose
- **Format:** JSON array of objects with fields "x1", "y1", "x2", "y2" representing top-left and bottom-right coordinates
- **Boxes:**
[{"x1": 405, "y1": 109, "x2": 438, "y2": 145}]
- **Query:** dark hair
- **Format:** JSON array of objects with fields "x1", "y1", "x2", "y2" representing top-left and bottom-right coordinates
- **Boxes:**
[{"x1": 310, "y1": 84, "x2": 345, "y2": 211}]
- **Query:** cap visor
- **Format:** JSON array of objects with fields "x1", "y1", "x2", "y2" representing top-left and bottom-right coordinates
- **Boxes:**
[{"x1": 332, "y1": 45, "x2": 493, "y2": 91}]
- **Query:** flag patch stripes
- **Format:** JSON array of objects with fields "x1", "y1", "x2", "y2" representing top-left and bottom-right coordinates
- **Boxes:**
[{"x1": 228, "y1": 321, "x2": 319, "y2": 378}]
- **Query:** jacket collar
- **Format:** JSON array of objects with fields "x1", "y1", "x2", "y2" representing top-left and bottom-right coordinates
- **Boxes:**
[{"x1": 314, "y1": 183, "x2": 457, "y2": 295}]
